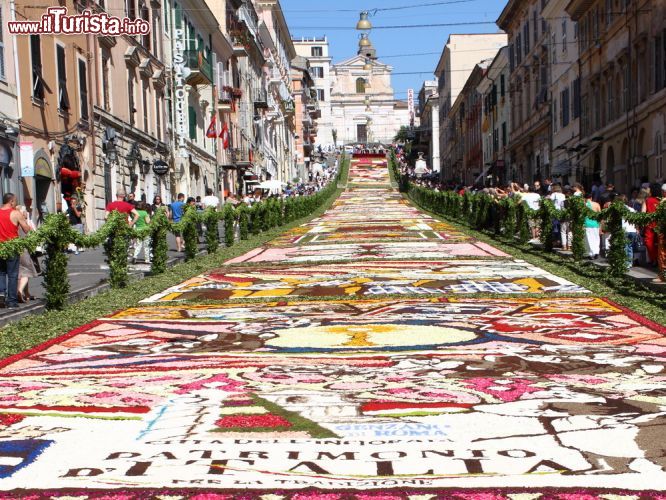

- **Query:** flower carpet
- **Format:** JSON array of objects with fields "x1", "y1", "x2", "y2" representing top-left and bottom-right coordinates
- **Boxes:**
[{"x1": 0, "y1": 155, "x2": 665, "y2": 497}]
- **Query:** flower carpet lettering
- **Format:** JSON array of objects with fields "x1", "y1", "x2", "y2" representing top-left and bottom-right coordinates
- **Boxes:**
[{"x1": 0, "y1": 155, "x2": 664, "y2": 495}]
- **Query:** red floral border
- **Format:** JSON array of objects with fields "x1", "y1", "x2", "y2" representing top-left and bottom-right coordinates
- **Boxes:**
[{"x1": 0, "y1": 487, "x2": 664, "y2": 499}]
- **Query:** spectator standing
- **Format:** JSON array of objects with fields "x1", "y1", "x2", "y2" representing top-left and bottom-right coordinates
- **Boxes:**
[
  {"x1": 105, "y1": 190, "x2": 140, "y2": 225},
  {"x1": 16, "y1": 206, "x2": 38, "y2": 303},
  {"x1": 132, "y1": 201, "x2": 152, "y2": 264},
  {"x1": 521, "y1": 186, "x2": 542, "y2": 241},
  {"x1": 657, "y1": 184, "x2": 666, "y2": 281},
  {"x1": 0, "y1": 193, "x2": 33, "y2": 309},
  {"x1": 151, "y1": 196, "x2": 170, "y2": 218},
  {"x1": 202, "y1": 188, "x2": 220, "y2": 209},
  {"x1": 127, "y1": 192, "x2": 137, "y2": 207},
  {"x1": 642, "y1": 184, "x2": 662, "y2": 267},
  {"x1": 617, "y1": 194, "x2": 639, "y2": 270},
  {"x1": 584, "y1": 193, "x2": 602, "y2": 259},
  {"x1": 169, "y1": 193, "x2": 186, "y2": 252},
  {"x1": 67, "y1": 195, "x2": 84, "y2": 255}
]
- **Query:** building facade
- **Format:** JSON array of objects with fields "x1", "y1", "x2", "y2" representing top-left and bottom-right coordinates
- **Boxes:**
[
  {"x1": 14, "y1": 0, "x2": 95, "y2": 226},
  {"x1": 290, "y1": 55, "x2": 320, "y2": 180},
  {"x1": 417, "y1": 81, "x2": 440, "y2": 172},
  {"x1": 435, "y1": 33, "x2": 507, "y2": 180},
  {"x1": 293, "y1": 37, "x2": 334, "y2": 148},
  {"x1": 255, "y1": 0, "x2": 297, "y2": 184},
  {"x1": 498, "y1": 0, "x2": 551, "y2": 184},
  {"x1": 544, "y1": 0, "x2": 580, "y2": 187},
  {"x1": 477, "y1": 47, "x2": 511, "y2": 186},
  {"x1": 566, "y1": 0, "x2": 666, "y2": 192},
  {"x1": 89, "y1": 0, "x2": 170, "y2": 229},
  {"x1": 0, "y1": 0, "x2": 20, "y2": 205},
  {"x1": 445, "y1": 62, "x2": 491, "y2": 186}
]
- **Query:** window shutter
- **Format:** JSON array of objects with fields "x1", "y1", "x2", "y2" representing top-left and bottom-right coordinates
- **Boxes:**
[
  {"x1": 188, "y1": 105, "x2": 197, "y2": 140},
  {"x1": 78, "y1": 59, "x2": 88, "y2": 120}
]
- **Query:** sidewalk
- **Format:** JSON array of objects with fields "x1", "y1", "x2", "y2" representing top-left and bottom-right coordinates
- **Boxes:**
[
  {"x1": 537, "y1": 243, "x2": 666, "y2": 291},
  {"x1": 0, "y1": 233, "x2": 208, "y2": 327}
]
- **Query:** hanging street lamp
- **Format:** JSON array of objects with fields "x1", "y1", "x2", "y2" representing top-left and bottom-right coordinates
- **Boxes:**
[{"x1": 356, "y1": 11, "x2": 372, "y2": 30}]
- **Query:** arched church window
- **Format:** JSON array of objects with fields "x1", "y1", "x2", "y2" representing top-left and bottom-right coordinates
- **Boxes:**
[{"x1": 356, "y1": 78, "x2": 366, "y2": 94}]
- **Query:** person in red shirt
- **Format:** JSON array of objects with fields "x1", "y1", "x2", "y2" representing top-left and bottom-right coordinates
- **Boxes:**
[
  {"x1": 105, "y1": 190, "x2": 139, "y2": 226},
  {"x1": 0, "y1": 193, "x2": 33, "y2": 308},
  {"x1": 642, "y1": 184, "x2": 662, "y2": 267}
]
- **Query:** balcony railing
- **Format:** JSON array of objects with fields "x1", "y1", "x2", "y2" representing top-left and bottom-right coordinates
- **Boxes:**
[
  {"x1": 183, "y1": 50, "x2": 213, "y2": 85},
  {"x1": 230, "y1": 148, "x2": 253, "y2": 165}
]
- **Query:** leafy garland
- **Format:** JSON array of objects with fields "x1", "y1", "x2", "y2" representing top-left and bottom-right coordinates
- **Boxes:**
[
  {"x1": 391, "y1": 153, "x2": 666, "y2": 280},
  {"x1": 150, "y1": 209, "x2": 170, "y2": 275},
  {"x1": 223, "y1": 204, "x2": 235, "y2": 248},
  {"x1": 203, "y1": 208, "x2": 220, "y2": 255},
  {"x1": 238, "y1": 204, "x2": 250, "y2": 240},
  {"x1": 0, "y1": 160, "x2": 347, "y2": 310}
]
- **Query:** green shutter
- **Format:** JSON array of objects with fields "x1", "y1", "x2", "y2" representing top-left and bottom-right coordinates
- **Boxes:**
[
  {"x1": 174, "y1": 3, "x2": 182, "y2": 29},
  {"x1": 189, "y1": 105, "x2": 197, "y2": 140}
]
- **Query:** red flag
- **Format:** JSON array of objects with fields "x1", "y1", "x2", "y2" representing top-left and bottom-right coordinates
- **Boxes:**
[
  {"x1": 219, "y1": 121, "x2": 230, "y2": 150},
  {"x1": 206, "y1": 114, "x2": 217, "y2": 138}
]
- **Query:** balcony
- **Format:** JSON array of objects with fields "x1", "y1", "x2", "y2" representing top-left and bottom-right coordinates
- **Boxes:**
[
  {"x1": 183, "y1": 50, "x2": 213, "y2": 86},
  {"x1": 253, "y1": 89, "x2": 269, "y2": 109},
  {"x1": 218, "y1": 87, "x2": 233, "y2": 112},
  {"x1": 307, "y1": 101, "x2": 321, "y2": 119},
  {"x1": 231, "y1": 34, "x2": 249, "y2": 57},
  {"x1": 231, "y1": 148, "x2": 254, "y2": 168}
]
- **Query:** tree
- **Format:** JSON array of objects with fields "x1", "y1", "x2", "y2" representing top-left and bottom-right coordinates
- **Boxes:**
[{"x1": 393, "y1": 126, "x2": 410, "y2": 143}]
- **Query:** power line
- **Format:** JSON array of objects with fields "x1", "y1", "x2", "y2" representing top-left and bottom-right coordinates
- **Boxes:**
[
  {"x1": 281, "y1": 0, "x2": 479, "y2": 14},
  {"x1": 290, "y1": 21, "x2": 498, "y2": 30}
]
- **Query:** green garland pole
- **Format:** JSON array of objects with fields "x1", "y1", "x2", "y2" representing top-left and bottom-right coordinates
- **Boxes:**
[
  {"x1": 223, "y1": 203, "x2": 235, "y2": 247},
  {"x1": 567, "y1": 196, "x2": 587, "y2": 261},
  {"x1": 43, "y1": 214, "x2": 73, "y2": 310},
  {"x1": 180, "y1": 206, "x2": 199, "y2": 261},
  {"x1": 102, "y1": 213, "x2": 131, "y2": 289},
  {"x1": 250, "y1": 205, "x2": 261, "y2": 235},
  {"x1": 605, "y1": 200, "x2": 629, "y2": 278},
  {"x1": 538, "y1": 200, "x2": 554, "y2": 252},
  {"x1": 238, "y1": 204, "x2": 249, "y2": 240},
  {"x1": 203, "y1": 207, "x2": 220, "y2": 254},
  {"x1": 149, "y1": 209, "x2": 169, "y2": 275},
  {"x1": 516, "y1": 203, "x2": 530, "y2": 244}
]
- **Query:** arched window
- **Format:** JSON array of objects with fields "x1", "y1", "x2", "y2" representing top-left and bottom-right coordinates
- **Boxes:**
[{"x1": 356, "y1": 77, "x2": 366, "y2": 94}]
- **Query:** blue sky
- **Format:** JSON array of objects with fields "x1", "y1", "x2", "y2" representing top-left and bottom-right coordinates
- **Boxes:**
[{"x1": 283, "y1": 0, "x2": 506, "y2": 101}]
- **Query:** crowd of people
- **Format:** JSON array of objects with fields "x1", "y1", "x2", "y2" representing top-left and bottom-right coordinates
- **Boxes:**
[{"x1": 397, "y1": 154, "x2": 666, "y2": 278}]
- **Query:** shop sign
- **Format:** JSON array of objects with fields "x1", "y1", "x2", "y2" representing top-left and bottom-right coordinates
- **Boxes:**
[
  {"x1": 153, "y1": 160, "x2": 169, "y2": 176},
  {"x1": 20, "y1": 142, "x2": 34, "y2": 177},
  {"x1": 173, "y1": 29, "x2": 189, "y2": 159}
]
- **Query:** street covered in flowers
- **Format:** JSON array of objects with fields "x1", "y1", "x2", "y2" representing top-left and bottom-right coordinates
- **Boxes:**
[{"x1": 0, "y1": 155, "x2": 665, "y2": 497}]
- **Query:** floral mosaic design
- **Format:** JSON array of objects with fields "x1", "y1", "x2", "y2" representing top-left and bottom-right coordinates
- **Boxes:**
[
  {"x1": 0, "y1": 155, "x2": 664, "y2": 494},
  {"x1": 142, "y1": 260, "x2": 587, "y2": 302}
]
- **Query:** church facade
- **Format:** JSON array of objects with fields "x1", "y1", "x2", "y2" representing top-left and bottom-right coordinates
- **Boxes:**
[{"x1": 330, "y1": 47, "x2": 411, "y2": 145}]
